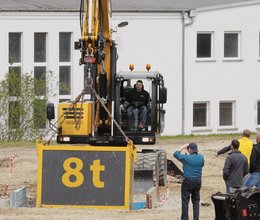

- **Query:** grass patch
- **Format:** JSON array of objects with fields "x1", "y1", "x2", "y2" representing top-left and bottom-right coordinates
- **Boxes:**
[
  {"x1": 0, "y1": 140, "x2": 35, "y2": 147},
  {"x1": 0, "y1": 132, "x2": 256, "y2": 147},
  {"x1": 159, "y1": 133, "x2": 254, "y2": 140}
]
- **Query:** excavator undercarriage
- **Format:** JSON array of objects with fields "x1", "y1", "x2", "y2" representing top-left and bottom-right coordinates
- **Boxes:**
[{"x1": 212, "y1": 188, "x2": 260, "y2": 219}]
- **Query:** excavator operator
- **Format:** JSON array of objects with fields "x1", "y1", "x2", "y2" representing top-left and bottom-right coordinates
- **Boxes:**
[{"x1": 124, "y1": 80, "x2": 151, "y2": 129}]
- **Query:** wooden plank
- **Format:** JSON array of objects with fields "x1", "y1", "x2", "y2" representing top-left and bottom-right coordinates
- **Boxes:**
[{"x1": 146, "y1": 186, "x2": 158, "y2": 209}]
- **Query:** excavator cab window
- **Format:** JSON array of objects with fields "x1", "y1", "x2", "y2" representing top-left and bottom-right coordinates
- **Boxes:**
[{"x1": 119, "y1": 79, "x2": 152, "y2": 132}]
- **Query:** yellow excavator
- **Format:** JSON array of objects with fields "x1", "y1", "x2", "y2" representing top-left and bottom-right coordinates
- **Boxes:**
[
  {"x1": 51, "y1": 0, "x2": 167, "y2": 146},
  {"x1": 36, "y1": 0, "x2": 168, "y2": 209}
]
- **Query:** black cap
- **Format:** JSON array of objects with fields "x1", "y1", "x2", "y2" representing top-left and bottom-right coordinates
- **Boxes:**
[{"x1": 188, "y1": 143, "x2": 198, "y2": 152}]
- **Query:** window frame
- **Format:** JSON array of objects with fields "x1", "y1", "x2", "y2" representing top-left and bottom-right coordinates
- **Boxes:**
[
  {"x1": 9, "y1": 32, "x2": 22, "y2": 64},
  {"x1": 192, "y1": 101, "x2": 210, "y2": 129},
  {"x1": 59, "y1": 32, "x2": 72, "y2": 62},
  {"x1": 33, "y1": 99, "x2": 47, "y2": 129},
  {"x1": 8, "y1": 100, "x2": 20, "y2": 129},
  {"x1": 196, "y1": 31, "x2": 214, "y2": 61},
  {"x1": 33, "y1": 32, "x2": 48, "y2": 130},
  {"x1": 59, "y1": 65, "x2": 71, "y2": 95},
  {"x1": 34, "y1": 33, "x2": 47, "y2": 63},
  {"x1": 257, "y1": 100, "x2": 260, "y2": 127},
  {"x1": 59, "y1": 32, "x2": 72, "y2": 98},
  {"x1": 8, "y1": 66, "x2": 22, "y2": 97},
  {"x1": 218, "y1": 101, "x2": 236, "y2": 129},
  {"x1": 8, "y1": 33, "x2": 22, "y2": 129},
  {"x1": 223, "y1": 31, "x2": 241, "y2": 60},
  {"x1": 34, "y1": 66, "x2": 47, "y2": 96},
  {"x1": 258, "y1": 32, "x2": 260, "y2": 59}
]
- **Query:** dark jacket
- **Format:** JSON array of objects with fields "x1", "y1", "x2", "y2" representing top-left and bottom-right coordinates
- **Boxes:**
[
  {"x1": 223, "y1": 150, "x2": 249, "y2": 188},
  {"x1": 126, "y1": 89, "x2": 150, "y2": 107},
  {"x1": 249, "y1": 142, "x2": 260, "y2": 173},
  {"x1": 217, "y1": 145, "x2": 231, "y2": 155}
]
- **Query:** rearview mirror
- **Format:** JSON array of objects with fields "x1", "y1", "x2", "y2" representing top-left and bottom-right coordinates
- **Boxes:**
[
  {"x1": 46, "y1": 103, "x2": 55, "y2": 120},
  {"x1": 159, "y1": 87, "x2": 167, "y2": 104}
]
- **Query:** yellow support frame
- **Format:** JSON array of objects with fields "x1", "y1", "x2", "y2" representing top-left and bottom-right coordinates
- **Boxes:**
[{"x1": 36, "y1": 140, "x2": 136, "y2": 210}]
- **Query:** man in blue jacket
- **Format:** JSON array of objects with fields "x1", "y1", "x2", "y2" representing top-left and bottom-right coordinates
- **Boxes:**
[{"x1": 174, "y1": 143, "x2": 204, "y2": 220}]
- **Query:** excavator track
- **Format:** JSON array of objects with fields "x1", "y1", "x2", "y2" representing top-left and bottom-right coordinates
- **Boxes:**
[{"x1": 134, "y1": 149, "x2": 167, "y2": 193}]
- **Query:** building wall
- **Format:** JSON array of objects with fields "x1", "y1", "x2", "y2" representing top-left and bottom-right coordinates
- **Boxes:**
[{"x1": 185, "y1": 3, "x2": 260, "y2": 134}]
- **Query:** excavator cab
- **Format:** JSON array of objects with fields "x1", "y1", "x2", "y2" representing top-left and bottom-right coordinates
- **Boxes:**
[{"x1": 114, "y1": 71, "x2": 167, "y2": 145}]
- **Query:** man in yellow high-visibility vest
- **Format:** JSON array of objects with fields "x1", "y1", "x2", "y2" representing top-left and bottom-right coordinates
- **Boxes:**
[{"x1": 217, "y1": 129, "x2": 253, "y2": 165}]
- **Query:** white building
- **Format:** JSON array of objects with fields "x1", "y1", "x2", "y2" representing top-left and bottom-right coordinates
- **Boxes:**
[{"x1": 0, "y1": 0, "x2": 260, "y2": 136}]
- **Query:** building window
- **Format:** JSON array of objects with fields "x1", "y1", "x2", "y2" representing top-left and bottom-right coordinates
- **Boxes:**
[
  {"x1": 59, "y1": 99, "x2": 71, "y2": 103},
  {"x1": 193, "y1": 102, "x2": 209, "y2": 127},
  {"x1": 224, "y1": 32, "x2": 240, "y2": 58},
  {"x1": 59, "y1": 33, "x2": 72, "y2": 96},
  {"x1": 8, "y1": 33, "x2": 22, "y2": 129},
  {"x1": 219, "y1": 101, "x2": 234, "y2": 126},
  {"x1": 34, "y1": 33, "x2": 47, "y2": 129},
  {"x1": 9, "y1": 33, "x2": 21, "y2": 63},
  {"x1": 9, "y1": 101, "x2": 20, "y2": 129},
  {"x1": 34, "y1": 33, "x2": 46, "y2": 62},
  {"x1": 34, "y1": 66, "x2": 46, "y2": 96},
  {"x1": 59, "y1": 33, "x2": 71, "y2": 62},
  {"x1": 257, "y1": 101, "x2": 260, "y2": 125},
  {"x1": 33, "y1": 99, "x2": 46, "y2": 129},
  {"x1": 259, "y1": 33, "x2": 260, "y2": 58},
  {"x1": 197, "y1": 32, "x2": 213, "y2": 58},
  {"x1": 8, "y1": 67, "x2": 21, "y2": 96},
  {"x1": 59, "y1": 66, "x2": 71, "y2": 95},
  {"x1": 34, "y1": 33, "x2": 47, "y2": 96}
]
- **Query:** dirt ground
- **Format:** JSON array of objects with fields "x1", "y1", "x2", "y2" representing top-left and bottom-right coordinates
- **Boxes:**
[{"x1": 0, "y1": 136, "x2": 243, "y2": 220}]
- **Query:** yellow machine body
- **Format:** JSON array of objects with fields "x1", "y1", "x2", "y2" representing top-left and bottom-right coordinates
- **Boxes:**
[{"x1": 58, "y1": 102, "x2": 93, "y2": 136}]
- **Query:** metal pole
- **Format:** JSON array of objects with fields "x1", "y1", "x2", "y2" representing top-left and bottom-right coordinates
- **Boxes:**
[{"x1": 181, "y1": 11, "x2": 185, "y2": 135}]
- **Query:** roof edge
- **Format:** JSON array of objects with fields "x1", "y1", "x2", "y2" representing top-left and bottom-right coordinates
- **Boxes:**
[
  {"x1": 0, "y1": 8, "x2": 192, "y2": 13},
  {"x1": 0, "y1": 9, "x2": 79, "y2": 12},
  {"x1": 112, "y1": 9, "x2": 191, "y2": 13},
  {"x1": 197, "y1": 0, "x2": 260, "y2": 12}
]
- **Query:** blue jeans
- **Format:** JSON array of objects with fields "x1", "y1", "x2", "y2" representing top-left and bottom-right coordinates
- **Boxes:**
[
  {"x1": 127, "y1": 105, "x2": 147, "y2": 124},
  {"x1": 181, "y1": 178, "x2": 201, "y2": 220},
  {"x1": 245, "y1": 172, "x2": 260, "y2": 188}
]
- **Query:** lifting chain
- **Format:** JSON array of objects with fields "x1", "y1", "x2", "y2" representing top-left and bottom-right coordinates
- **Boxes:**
[
  {"x1": 84, "y1": 72, "x2": 131, "y2": 143},
  {"x1": 73, "y1": 95, "x2": 84, "y2": 130}
]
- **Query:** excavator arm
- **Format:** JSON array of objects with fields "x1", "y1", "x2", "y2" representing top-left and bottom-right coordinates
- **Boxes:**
[
  {"x1": 81, "y1": 0, "x2": 111, "y2": 42},
  {"x1": 75, "y1": 0, "x2": 113, "y2": 133}
]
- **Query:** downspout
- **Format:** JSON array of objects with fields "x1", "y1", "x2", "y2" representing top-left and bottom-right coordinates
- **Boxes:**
[{"x1": 181, "y1": 10, "x2": 196, "y2": 135}]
